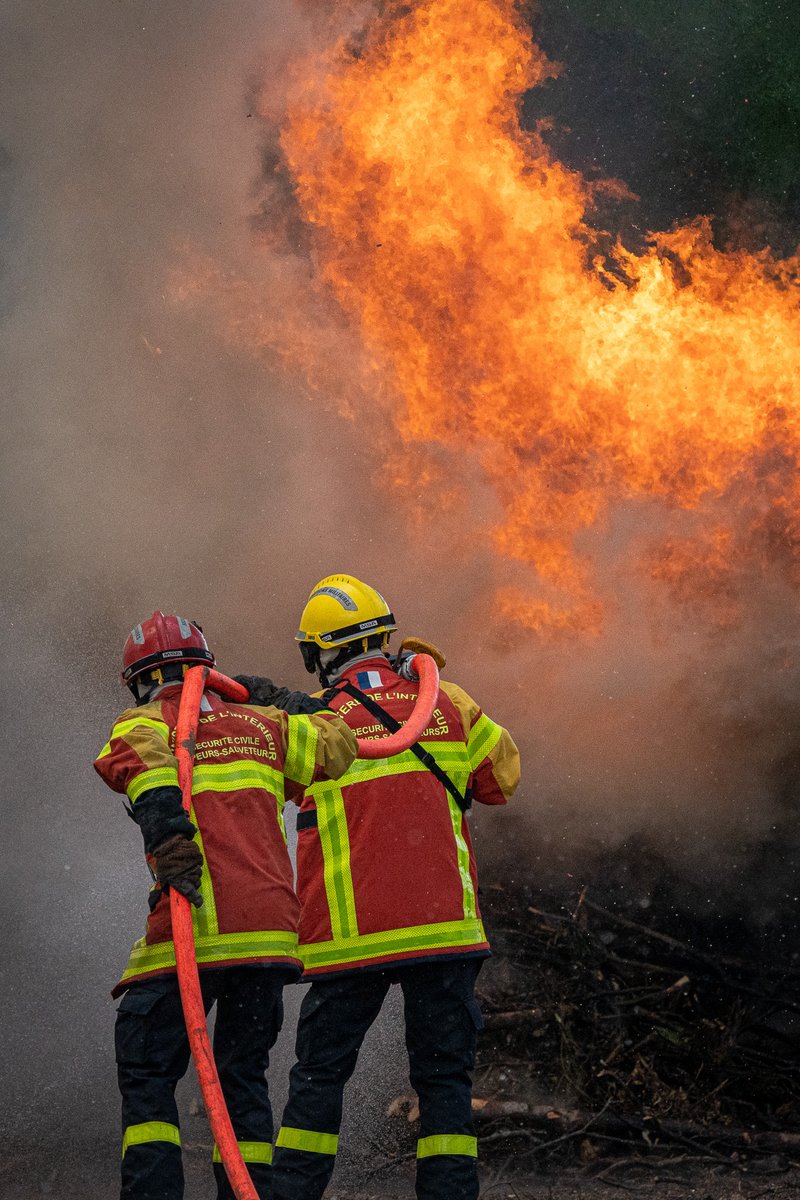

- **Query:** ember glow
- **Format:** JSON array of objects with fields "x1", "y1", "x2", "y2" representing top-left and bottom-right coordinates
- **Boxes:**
[{"x1": 255, "y1": 0, "x2": 800, "y2": 635}]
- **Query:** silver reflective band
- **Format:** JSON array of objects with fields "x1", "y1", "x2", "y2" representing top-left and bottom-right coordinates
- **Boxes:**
[{"x1": 310, "y1": 586, "x2": 358, "y2": 610}]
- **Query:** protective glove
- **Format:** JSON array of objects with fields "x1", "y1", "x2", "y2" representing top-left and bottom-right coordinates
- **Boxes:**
[
  {"x1": 150, "y1": 833, "x2": 204, "y2": 908},
  {"x1": 131, "y1": 785, "x2": 196, "y2": 855},
  {"x1": 234, "y1": 674, "x2": 331, "y2": 715},
  {"x1": 394, "y1": 637, "x2": 447, "y2": 681},
  {"x1": 234, "y1": 674, "x2": 285, "y2": 706}
]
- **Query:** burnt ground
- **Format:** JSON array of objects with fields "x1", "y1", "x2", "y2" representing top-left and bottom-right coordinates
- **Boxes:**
[
  {"x1": 4, "y1": 1142, "x2": 800, "y2": 1199},
  {"x1": 424, "y1": 1170, "x2": 800, "y2": 1198}
]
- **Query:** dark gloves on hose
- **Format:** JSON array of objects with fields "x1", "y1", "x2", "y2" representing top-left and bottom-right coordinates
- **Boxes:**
[
  {"x1": 132, "y1": 785, "x2": 196, "y2": 854},
  {"x1": 234, "y1": 674, "x2": 331, "y2": 715},
  {"x1": 233, "y1": 674, "x2": 284, "y2": 705},
  {"x1": 150, "y1": 834, "x2": 204, "y2": 909}
]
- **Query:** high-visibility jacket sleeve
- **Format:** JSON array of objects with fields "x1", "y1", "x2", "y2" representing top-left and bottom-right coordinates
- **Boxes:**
[
  {"x1": 248, "y1": 706, "x2": 358, "y2": 793},
  {"x1": 307, "y1": 710, "x2": 359, "y2": 780},
  {"x1": 94, "y1": 703, "x2": 180, "y2": 801},
  {"x1": 93, "y1": 703, "x2": 193, "y2": 850},
  {"x1": 439, "y1": 680, "x2": 520, "y2": 806}
]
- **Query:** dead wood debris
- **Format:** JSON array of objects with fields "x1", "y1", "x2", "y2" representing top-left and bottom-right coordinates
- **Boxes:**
[{"x1": 468, "y1": 882, "x2": 800, "y2": 1173}]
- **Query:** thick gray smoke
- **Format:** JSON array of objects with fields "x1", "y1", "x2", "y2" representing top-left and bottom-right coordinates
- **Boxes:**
[
  {"x1": 0, "y1": 0, "x2": 410, "y2": 1186},
  {"x1": 3, "y1": 0, "x2": 800, "y2": 1192}
]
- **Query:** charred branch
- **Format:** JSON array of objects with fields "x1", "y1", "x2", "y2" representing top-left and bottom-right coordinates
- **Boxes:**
[{"x1": 464, "y1": 880, "x2": 800, "y2": 1170}]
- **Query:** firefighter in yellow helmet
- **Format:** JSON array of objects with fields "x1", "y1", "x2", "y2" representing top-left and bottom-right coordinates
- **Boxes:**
[
  {"x1": 267, "y1": 574, "x2": 520, "y2": 1200},
  {"x1": 294, "y1": 574, "x2": 401, "y2": 685}
]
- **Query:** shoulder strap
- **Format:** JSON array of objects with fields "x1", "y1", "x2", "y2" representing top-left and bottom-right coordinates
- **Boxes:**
[{"x1": 326, "y1": 681, "x2": 472, "y2": 813}]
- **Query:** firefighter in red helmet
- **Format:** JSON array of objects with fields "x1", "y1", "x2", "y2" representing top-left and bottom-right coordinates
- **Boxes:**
[
  {"x1": 94, "y1": 612, "x2": 357, "y2": 1200},
  {"x1": 243, "y1": 576, "x2": 521, "y2": 1200}
]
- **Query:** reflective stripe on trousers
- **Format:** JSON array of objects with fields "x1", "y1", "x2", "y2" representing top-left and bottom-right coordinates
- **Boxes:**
[
  {"x1": 122, "y1": 1121, "x2": 181, "y2": 1157},
  {"x1": 272, "y1": 958, "x2": 483, "y2": 1200},
  {"x1": 276, "y1": 1127, "x2": 339, "y2": 1155},
  {"x1": 417, "y1": 1133, "x2": 478, "y2": 1158},
  {"x1": 115, "y1": 967, "x2": 285, "y2": 1200}
]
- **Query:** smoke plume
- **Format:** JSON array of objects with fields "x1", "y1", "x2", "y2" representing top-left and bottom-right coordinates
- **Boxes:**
[{"x1": 0, "y1": 0, "x2": 409, "y2": 1170}]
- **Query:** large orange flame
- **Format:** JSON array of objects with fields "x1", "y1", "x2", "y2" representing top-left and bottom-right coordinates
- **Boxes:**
[{"x1": 252, "y1": 0, "x2": 800, "y2": 635}]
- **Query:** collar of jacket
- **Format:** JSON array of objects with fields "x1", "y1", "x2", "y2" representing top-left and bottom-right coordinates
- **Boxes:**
[
  {"x1": 329, "y1": 652, "x2": 396, "y2": 687},
  {"x1": 135, "y1": 680, "x2": 184, "y2": 707}
]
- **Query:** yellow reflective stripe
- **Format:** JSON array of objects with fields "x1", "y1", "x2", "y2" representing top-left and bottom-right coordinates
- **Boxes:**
[
  {"x1": 417, "y1": 1134, "x2": 477, "y2": 1159},
  {"x1": 192, "y1": 761, "x2": 285, "y2": 797},
  {"x1": 277, "y1": 791, "x2": 287, "y2": 844},
  {"x1": 448, "y1": 800, "x2": 477, "y2": 920},
  {"x1": 188, "y1": 804, "x2": 218, "y2": 941},
  {"x1": 314, "y1": 784, "x2": 358, "y2": 941},
  {"x1": 120, "y1": 929, "x2": 300, "y2": 982},
  {"x1": 192, "y1": 760, "x2": 287, "y2": 844},
  {"x1": 195, "y1": 761, "x2": 287, "y2": 842},
  {"x1": 467, "y1": 713, "x2": 503, "y2": 770},
  {"x1": 301, "y1": 917, "x2": 487, "y2": 971},
  {"x1": 213, "y1": 1140, "x2": 272, "y2": 1164},
  {"x1": 423, "y1": 741, "x2": 472, "y2": 799},
  {"x1": 122, "y1": 1121, "x2": 180, "y2": 1157},
  {"x1": 127, "y1": 766, "x2": 180, "y2": 804},
  {"x1": 284, "y1": 716, "x2": 318, "y2": 787},
  {"x1": 308, "y1": 753, "x2": 422, "y2": 787},
  {"x1": 276, "y1": 1126, "x2": 339, "y2": 1155},
  {"x1": 305, "y1": 742, "x2": 471, "y2": 792},
  {"x1": 98, "y1": 717, "x2": 171, "y2": 760},
  {"x1": 307, "y1": 743, "x2": 472, "y2": 935}
]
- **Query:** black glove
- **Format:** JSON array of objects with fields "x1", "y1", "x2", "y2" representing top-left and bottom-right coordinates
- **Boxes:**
[
  {"x1": 132, "y1": 785, "x2": 196, "y2": 854},
  {"x1": 150, "y1": 834, "x2": 204, "y2": 908},
  {"x1": 234, "y1": 674, "x2": 284, "y2": 705},
  {"x1": 234, "y1": 674, "x2": 331, "y2": 716}
]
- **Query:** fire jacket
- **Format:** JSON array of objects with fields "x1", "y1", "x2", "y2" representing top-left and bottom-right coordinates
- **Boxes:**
[
  {"x1": 293, "y1": 656, "x2": 520, "y2": 975},
  {"x1": 94, "y1": 685, "x2": 358, "y2": 996}
]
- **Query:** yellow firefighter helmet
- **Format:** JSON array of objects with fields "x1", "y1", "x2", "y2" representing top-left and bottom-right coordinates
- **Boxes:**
[{"x1": 295, "y1": 574, "x2": 397, "y2": 649}]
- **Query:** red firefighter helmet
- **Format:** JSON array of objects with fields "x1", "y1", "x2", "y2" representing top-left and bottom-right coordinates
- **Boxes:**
[{"x1": 121, "y1": 612, "x2": 215, "y2": 684}]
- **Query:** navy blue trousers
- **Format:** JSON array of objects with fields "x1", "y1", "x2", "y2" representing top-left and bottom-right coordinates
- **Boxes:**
[
  {"x1": 273, "y1": 958, "x2": 484, "y2": 1200},
  {"x1": 115, "y1": 966, "x2": 286, "y2": 1200}
]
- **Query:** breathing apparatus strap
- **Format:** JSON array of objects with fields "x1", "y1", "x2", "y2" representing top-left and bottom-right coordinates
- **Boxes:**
[{"x1": 323, "y1": 682, "x2": 472, "y2": 813}]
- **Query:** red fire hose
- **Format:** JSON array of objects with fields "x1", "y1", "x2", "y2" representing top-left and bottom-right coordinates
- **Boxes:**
[
  {"x1": 172, "y1": 655, "x2": 439, "y2": 1195},
  {"x1": 354, "y1": 653, "x2": 440, "y2": 757},
  {"x1": 173, "y1": 666, "x2": 256, "y2": 1200}
]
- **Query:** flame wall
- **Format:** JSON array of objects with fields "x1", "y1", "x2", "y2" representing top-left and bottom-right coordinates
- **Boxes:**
[{"x1": 218, "y1": 0, "x2": 800, "y2": 893}]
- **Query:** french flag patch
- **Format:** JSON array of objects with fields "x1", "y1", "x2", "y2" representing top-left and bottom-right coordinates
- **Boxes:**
[{"x1": 356, "y1": 670, "x2": 383, "y2": 691}]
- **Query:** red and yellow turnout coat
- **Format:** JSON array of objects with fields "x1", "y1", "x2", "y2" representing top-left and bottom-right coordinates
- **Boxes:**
[
  {"x1": 94, "y1": 685, "x2": 357, "y2": 995},
  {"x1": 295, "y1": 656, "x2": 520, "y2": 975}
]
